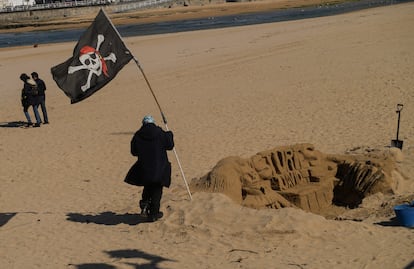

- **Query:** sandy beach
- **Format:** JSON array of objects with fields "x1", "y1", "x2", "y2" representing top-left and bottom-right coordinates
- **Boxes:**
[{"x1": 1, "y1": 2, "x2": 414, "y2": 269}]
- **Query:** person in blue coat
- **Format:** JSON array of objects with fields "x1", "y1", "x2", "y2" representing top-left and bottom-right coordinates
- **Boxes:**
[{"x1": 125, "y1": 115, "x2": 174, "y2": 222}]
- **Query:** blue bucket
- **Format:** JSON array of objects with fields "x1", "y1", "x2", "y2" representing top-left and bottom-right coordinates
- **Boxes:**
[{"x1": 394, "y1": 203, "x2": 414, "y2": 228}]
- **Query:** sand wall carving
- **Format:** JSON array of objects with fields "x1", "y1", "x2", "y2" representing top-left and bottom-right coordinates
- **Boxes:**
[{"x1": 190, "y1": 144, "x2": 401, "y2": 214}]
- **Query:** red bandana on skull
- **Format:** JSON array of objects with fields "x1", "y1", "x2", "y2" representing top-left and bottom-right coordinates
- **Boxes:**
[{"x1": 79, "y1": 46, "x2": 109, "y2": 77}]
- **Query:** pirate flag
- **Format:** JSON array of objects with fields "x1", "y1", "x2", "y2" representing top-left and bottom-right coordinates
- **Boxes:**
[{"x1": 51, "y1": 9, "x2": 133, "y2": 104}]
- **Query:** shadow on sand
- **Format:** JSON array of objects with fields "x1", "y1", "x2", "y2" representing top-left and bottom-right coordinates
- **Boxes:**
[
  {"x1": 74, "y1": 249, "x2": 176, "y2": 269},
  {"x1": 0, "y1": 212, "x2": 17, "y2": 227},
  {"x1": 375, "y1": 217, "x2": 401, "y2": 227},
  {"x1": 0, "y1": 121, "x2": 27, "y2": 128},
  {"x1": 404, "y1": 260, "x2": 414, "y2": 269},
  {"x1": 66, "y1": 212, "x2": 150, "y2": 225}
]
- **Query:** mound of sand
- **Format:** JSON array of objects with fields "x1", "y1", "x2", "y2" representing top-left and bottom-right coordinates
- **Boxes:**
[{"x1": 191, "y1": 143, "x2": 405, "y2": 216}]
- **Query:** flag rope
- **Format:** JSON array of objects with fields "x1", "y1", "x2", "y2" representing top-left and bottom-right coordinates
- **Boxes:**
[{"x1": 133, "y1": 57, "x2": 193, "y2": 201}]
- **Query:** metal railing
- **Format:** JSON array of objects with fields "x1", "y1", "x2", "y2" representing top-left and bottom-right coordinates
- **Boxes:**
[{"x1": 0, "y1": 0, "x2": 172, "y2": 13}]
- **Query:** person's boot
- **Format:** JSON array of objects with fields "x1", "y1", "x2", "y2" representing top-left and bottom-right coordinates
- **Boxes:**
[
  {"x1": 148, "y1": 211, "x2": 163, "y2": 222},
  {"x1": 139, "y1": 200, "x2": 150, "y2": 216}
]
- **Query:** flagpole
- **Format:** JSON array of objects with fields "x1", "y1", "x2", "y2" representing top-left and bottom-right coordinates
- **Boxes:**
[
  {"x1": 101, "y1": 9, "x2": 192, "y2": 201},
  {"x1": 133, "y1": 57, "x2": 168, "y2": 124},
  {"x1": 133, "y1": 57, "x2": 193, "y2": 201}
]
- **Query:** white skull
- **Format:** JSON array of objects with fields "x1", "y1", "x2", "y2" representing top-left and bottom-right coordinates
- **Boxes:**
[{"x1": 79, "y1": 52, "x2": 102, "y2": 75}]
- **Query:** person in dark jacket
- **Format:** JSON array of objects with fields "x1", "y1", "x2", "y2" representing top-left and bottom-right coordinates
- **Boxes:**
[
  {"x1": 125, "y1": 115, "x2": 174, "y2": 222},
  {"x1": 31, "y1": 72, "x2": 49, "y2": 124},
  {"x1": 20, "y1": 73, "x2": 41, "y2": 127}
]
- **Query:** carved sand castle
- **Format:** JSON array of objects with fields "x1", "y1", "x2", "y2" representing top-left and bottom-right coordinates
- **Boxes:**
[{"x1": 190, "y1": 144, "x2": 402, "y2": 214}]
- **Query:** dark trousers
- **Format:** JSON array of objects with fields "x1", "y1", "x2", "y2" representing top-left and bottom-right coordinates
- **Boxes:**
[{"x1": 141, "y1": 184, "x2": 163, "y2": 215}]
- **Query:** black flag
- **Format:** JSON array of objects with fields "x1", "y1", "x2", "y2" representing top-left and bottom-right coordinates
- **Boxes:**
[{"x1": 51, "y1": 9, "x2": 133, "y2": 104}]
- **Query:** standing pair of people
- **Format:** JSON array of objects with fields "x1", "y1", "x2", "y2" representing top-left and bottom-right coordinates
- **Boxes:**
[{"x1": 20, "y1": 72, "x2": 49, "y2": 127}]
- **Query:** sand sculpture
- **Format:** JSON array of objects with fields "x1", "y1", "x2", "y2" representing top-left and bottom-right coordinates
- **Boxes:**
[{"x1": 190, "y1": 144, "x2": 401, "y2": 214}]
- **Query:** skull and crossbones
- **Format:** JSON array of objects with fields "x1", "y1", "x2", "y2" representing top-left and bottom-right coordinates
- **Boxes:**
[{"x1": 68, "y1": 34, "x2": 117, "y2": 92}]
